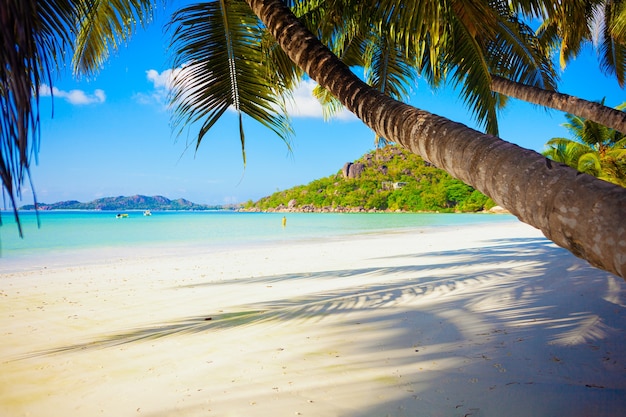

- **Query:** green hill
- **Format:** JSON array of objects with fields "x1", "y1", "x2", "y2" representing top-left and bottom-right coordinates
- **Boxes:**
[{"x1": 246, "y1": 145, "x2": 496, "y2": 213}]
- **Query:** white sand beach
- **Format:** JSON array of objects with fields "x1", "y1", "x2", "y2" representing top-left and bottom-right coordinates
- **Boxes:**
[{"x1": 1, "y1": 221, "x2": 625, "y2": 417}]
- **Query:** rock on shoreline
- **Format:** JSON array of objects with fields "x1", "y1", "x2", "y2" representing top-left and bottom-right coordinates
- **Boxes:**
[{"x1": 241, "y1": 200, "x2": 511, "y2": 214}]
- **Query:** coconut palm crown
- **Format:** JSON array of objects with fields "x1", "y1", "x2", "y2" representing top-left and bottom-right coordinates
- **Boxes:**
[{"x1": 543, "y1": 101, "x2": 626, "y2": 186}]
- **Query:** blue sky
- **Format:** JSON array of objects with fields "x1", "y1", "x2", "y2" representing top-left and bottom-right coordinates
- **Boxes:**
[{"x1": 22, "y1": 6, "x2": 626, "y2": 206}]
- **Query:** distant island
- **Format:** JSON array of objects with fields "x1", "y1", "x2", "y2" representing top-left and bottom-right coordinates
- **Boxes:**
[{"x1": 19, "y1": 195, "x2": 228, "y2": 211}]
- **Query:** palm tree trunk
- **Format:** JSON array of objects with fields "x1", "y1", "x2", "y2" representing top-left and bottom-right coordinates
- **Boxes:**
[
  {"x1": 491, "y1": 75, "x2": 626, "y2": 133},
  {"x1": 246, "y1": 0, "x2": 626, "y2": 279}
]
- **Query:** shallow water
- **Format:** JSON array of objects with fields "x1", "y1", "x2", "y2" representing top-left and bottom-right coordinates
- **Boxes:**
[{"x1": 0, "y1": 210, "x2": 516, "y2": 271}]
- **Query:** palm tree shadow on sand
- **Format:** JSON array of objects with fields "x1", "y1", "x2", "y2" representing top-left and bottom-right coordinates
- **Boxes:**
[
  {"x1": 23, "y1": 236, "x2": 625, "y2": 361},
  {"x1": 17, "y1": 236, "x2": 626, "y2": 416}
]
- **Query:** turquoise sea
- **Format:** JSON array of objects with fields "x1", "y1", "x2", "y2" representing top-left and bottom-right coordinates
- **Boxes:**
[{"x1": 1, "y1": 210, "x2": 516, "y2": 272}]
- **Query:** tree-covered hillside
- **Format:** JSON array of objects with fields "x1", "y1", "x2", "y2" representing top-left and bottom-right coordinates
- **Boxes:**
[{"x1": 246, "y1": 146, "x2": 496, "y2": 213}]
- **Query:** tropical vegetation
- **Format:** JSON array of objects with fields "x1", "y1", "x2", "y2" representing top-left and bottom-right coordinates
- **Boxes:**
[
  {"x1": 543, "y1": 102, "x2": 626, "y2": 187},
  {"x1": 248, "y1": 146, "x2": 495, "y2": 213},
  {"x1": 2, "y1": 0, "x2": 626, "y2": 277}
]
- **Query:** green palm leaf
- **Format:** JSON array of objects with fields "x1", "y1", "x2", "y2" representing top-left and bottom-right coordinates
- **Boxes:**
[
  {"x1": 260, "y1": 30, "x2": 303, "y2": 94},
  {"x1": 598, "y1": 0, "x2": 626, "y2": 86},
  {"x1": 611, "y1": 0, "x2": 626, "y2": 42},
  {"x1": 311, "y1": 85, "x2": 344, "y2": 121},
  {"x1": 578, "y1": 152, "x2": 603, "y2": 175},
  {"x1": 1, "y1": 0, "x2": 75, "y2": 234},
  {"x1": 487, "y1": 14, "x2": 558, "y2": 90},
  {"x1": 613, "y1": 136, "x2": 626, "y2": 148},
  {"x1": 544, "y1": 100, "x2": 626, "y2": 185},
  {"x1": 535, "y1": 0, "x2": 626, "y2": 87},
  {"x1": 363, "y1": 31, "x2": 419, "y2": 146},
  {"x1": 445, "y1": 8, "x2": 500, "y2": 135},
  {"x1": 543, "y1": 138, "x2": 593, "y2": 167},
  {"x1": 72, "y1": 0, "x2": 156, "y2": 76},
  {"x1": 168, "y1": 0, "x2": 293, "y2": 163},
  {"x1": 363, "y1": 35, "x2": 417, "y2": 101},
  {"x1": 371, "y1": 0, "x2": 558, "y2": 136}
]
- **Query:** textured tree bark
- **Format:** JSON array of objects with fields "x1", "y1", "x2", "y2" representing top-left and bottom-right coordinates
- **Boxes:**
[
  {"x1": 491, "y1": 75, "x2": 626, "y2": 133},
  {"x1": 246, "y1": 0, "x2": 626, "y2": 279}
]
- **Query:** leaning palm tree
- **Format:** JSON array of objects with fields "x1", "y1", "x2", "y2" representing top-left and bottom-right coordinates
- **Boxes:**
[
  {"x1": 543, "y1": 102, "x2": 626, "y2": 186},
  {"x1": 489, "y1": 0, "x2": 626, "y2": 133},
  {"x1": 172, "y1": 0, "x2": 626, "y2": 278},
  {"x1": 490, "y1": 75, "x2": 626, "y2": 133},
  {"x1": 240, "y1": 0, "x2": 626, "y2": 278}
]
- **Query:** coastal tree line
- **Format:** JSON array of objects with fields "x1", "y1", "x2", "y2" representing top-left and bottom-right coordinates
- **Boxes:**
[{"x1": 2, "y1": 0, "x2": 626, "y2": 277}]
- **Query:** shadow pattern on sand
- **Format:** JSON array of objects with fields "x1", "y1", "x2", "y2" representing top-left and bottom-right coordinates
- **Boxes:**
[
  {"x1": 16, "y1": 235, "x2": 626, "y2": 416},
  {"x1": 25, "y1": 237, "x2": 625, "y2": 358}
]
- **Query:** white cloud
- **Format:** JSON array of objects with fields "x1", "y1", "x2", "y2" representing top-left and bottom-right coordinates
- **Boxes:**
[
  {"x1": 147, "y1": 68, "x2": 176, "y2": 90},
  {"x1": 137, "y1": 68, "x2": 186, "y2": 108},
  {"x1": 39, "y1": 84, "x2": 106, "y2": 105},
  {"x1": 285, "y1": 79, "x2": 355, "y2": 121},
  {"x1": 284, "y1": 79, "x2": 323, "y2": 117},
  {"x1": 140, "y1": 69, "x2": 355, "y2": 121}
]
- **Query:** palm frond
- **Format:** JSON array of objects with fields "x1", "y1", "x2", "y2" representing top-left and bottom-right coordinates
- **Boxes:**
[
  {"x1": 598, "y1": 0, "x2": 626, "y2": 87},
  {"x1": 487, "y1": 12, "x2": 558, "y2": 90},
  {"x1": 613, "y1": 135, "x2": 626, "y2": 148},
  {"x1": 578, "y1": 152, "x2": 603, "y2": 175},
  {"x1": 543, "y1": 138, "x2": 593, "y2": 167},
  {"x1": 581, "y1": 119, "x2": 611, "y2": 147},
  {"x1": 509, "y1": 0, "x2": 555, "y2": 18},
  {"x1": 260, "y1": 30, "x2": 303, "y2": 93},
  {"x1": 611, "y1": 0, "x2": 626, "y2": 42},
  {"x1": 561, "y1": 113, "x2": 586, "y2": 138},
  {"x1": 292, "y1": 0, "x2": 361, "y2": 51},
  {"x1": 0, "y1": 0, "x2": 75, "y2": 234},
  {"x1": 544, "y1": 100, "x2": 626, "y2": 185},
  {"x1": 72, "y1": 0, "x2": 156, "y2": 76},
  {"x1": 311, "y1": 84, "x2": 344, "y2": 121},
  {"x1": 363, "y1": 33, "x2": 417, "y2": 102},
  {"x1": 381, "y1": 0, "x2": 447, "y2": 57},
  {"x1": 446, "y1": 10, "x2": 500, "y2": 135},
  {"x1": 168, "y1": 0, "x2": 293, "y2": 163},
  {"x1": 536, "y1": 1, "x2": 595, "y2": 69}
]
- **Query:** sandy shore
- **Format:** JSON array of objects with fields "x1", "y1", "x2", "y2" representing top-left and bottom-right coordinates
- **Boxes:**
[{"x1": 1, "y1": 221, "x2": 625, "y2": 417}]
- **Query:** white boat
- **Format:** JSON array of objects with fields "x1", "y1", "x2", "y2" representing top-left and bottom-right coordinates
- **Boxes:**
[{"x1": 143, "y1": 210, "x2": 152, "y2": 216}]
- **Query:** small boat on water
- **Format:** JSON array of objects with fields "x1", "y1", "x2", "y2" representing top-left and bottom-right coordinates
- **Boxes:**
[
  {"x1": 143, "y1": 210, "x2": 152, "y2": 216},
  {"x1": 116, "y1": 213, "x2": 129, "y2": 219}
]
